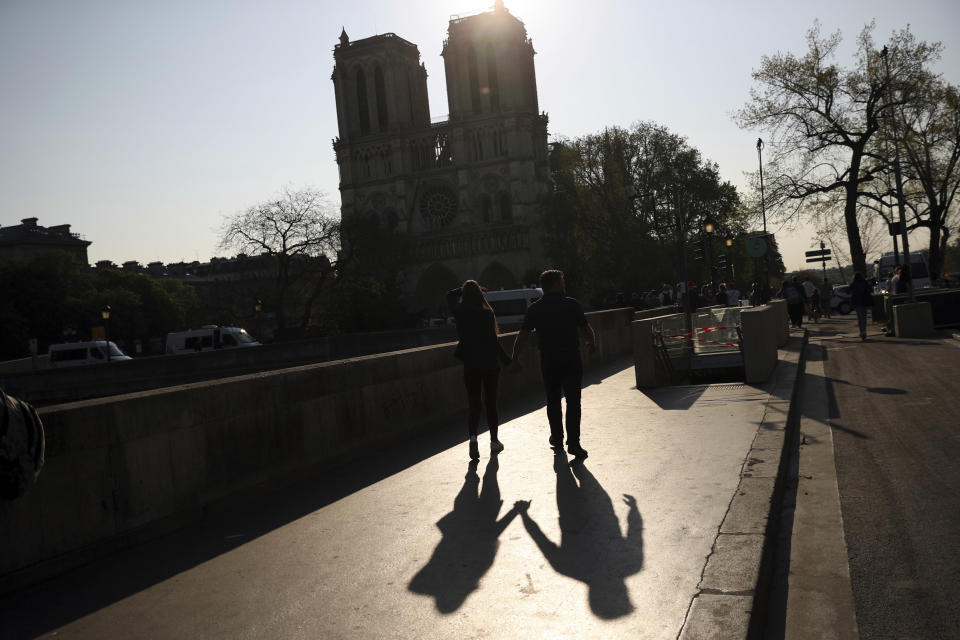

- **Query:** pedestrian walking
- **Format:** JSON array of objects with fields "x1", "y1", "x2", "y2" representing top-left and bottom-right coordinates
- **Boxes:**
[
  {"x1": 658, "y1": 283, "x2": 674, "y2": 306},
  {"x1": 447, "y1": 281, "x2": 513, "y2": 461},
  {"x1": 849, "y1": 272, "x2": 873, "y2": 341},
  {"x1": 779, "y1": 276, "x2": 807, "y2": 328},
  {"x1": 511, "y1": 270, "x2": 596, "y2": 459},
  {"x1": 725, "y1": 281, "x2": 741, "y2": 307},
  {"x1": 802, "y1": 276, "x2": 818, "y2": 321},
  {"x1": 820, "y1": 277, "x2": 834, "y2": 318}
]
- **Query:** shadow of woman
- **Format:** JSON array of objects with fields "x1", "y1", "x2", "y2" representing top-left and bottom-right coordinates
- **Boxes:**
[
  {"x1": 408, "y1": 456, "x2": 520, "y2": 613},
  {"x1": 517, "y1": 453, "x2": 643, "y2": 619}
]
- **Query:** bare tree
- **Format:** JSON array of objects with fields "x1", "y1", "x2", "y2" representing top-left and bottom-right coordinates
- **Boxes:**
[
  {"x1": 736, "y1": 23, "x2": 941, "y2": 274},
  {"x1": 897, "y1": 81, "x2": 960, "y2": 279},
  {"x1": 220, "y1": 186, "x2": 340, "y2": 331}
]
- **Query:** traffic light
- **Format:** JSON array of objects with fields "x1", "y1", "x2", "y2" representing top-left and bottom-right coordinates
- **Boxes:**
[{"x1": 694, "y1": 240, "x2": 705, "y2": 263}]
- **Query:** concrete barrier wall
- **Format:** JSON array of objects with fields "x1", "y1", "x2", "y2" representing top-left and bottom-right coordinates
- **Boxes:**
[
  {"x1": 0, "y1": 308, "x2": 634, "y2": 587},
  {"x1": 631, "y1": 312, "x2": 686, "y2": 389},
  {"x1": 769, "y1": 299, "x2": 789, "y2": 347},
  {"x1": 0, "y1": 327, "x2": 462, "y2": 406},
  {"x1": 740, "y1": 305, "x2": 780, "y2": 383}
]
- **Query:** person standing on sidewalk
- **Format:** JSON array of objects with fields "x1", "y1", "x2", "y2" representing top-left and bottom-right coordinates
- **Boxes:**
[
  {"x1": 849, "y1": 272, "x2": 873, "y2": 341},
  {"x1": 779, "y1": 276, "x2": 807, "y2": 328},
  {"x1": 511, "y1": 270, "x2": 596, "y2": 459},
  {"x1": 447, "y1": 281, "x2": 513, "y2": 461},
  {"x1": 820, "y1": 277, "x2": 834, "y2": 318}
]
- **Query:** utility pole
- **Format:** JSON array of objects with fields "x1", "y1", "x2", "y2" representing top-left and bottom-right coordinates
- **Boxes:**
[
  {"x1": 882, "y1": 45, "x2": 915, "y2": 302},
  {"x1": 757, "y1": 138, "x2": 770, "y2": 302}
]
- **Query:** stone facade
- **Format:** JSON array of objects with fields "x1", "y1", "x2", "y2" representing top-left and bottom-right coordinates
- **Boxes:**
[
  {"x1": 331, "y1": 1, "x2": 550, "y2": 313},
  {"x1": 0, "y1": 217, "x2": 91, "y2": 265}
]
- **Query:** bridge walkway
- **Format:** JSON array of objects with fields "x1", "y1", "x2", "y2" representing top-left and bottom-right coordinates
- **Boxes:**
[{"x1": 3, "y1": 357, "x2": 781, "y2": 640}]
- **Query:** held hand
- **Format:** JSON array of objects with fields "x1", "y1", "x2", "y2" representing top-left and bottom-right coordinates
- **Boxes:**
[
  {"x1": 586, "y1": 342, "x2": 597, "y2": 355},
  {"x1": 514, "y1": 499, "x2": 531, "y2": 512}
]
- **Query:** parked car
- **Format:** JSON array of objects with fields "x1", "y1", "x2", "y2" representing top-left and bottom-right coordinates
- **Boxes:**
[
  {"x1": 48, "y1": 341, "x2": 132, "y2": 367},
  {"x1": 830, "y1": 285, "x2": 853, "y2": 314}
]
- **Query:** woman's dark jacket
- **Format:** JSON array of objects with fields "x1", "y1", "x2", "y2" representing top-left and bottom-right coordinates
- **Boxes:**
[
  {"x1": 446, "y1": 288, "x2": 512, "y2": 371},
  {"x1": 849, "y1": 279, "x2": 872, "y2": 306}
]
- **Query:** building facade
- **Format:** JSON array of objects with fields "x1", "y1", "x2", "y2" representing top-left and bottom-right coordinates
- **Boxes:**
[
  {"x1": 0, "y1": 217, "x2": 91, "y2": 265},
  {"x1": 331, "y1": 1, "x2": 550, "y2": 313}
]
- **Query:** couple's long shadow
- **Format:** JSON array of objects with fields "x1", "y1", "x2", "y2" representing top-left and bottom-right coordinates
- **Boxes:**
[
  {"x1": 520, "y1": 454, "x2": 644, "y2": 619},
  {"x1": 409, "y1": 452, "x2": 643, "y2": 620},
  {"x1": 408, "y1": 455, "x2": 519, "y2": 613}
]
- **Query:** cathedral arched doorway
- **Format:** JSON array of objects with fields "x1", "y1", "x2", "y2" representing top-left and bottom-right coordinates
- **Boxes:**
[
  {"x1": 413, "y1": 262, "x2": 460, "y2": 316},
  {"x1": 479, "y1": 261, "x2": 517, "y2": 291}
]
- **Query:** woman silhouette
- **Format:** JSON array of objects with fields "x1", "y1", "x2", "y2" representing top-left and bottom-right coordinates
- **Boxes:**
[{"x1": 447, "y1": 281, "x2": 512, "y2": 460}]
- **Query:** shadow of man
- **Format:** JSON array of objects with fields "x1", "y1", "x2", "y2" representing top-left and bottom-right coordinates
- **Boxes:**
[
  {"x1": 517, "y1": 452, "x2": 643, "y2": 619},
  {"x1": 408, "y1": 456, "x2": 520, "y2": 613}
]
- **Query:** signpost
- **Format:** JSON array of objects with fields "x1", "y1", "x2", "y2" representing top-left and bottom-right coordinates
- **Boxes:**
[{"x1": 806, "y1": 241, "x2": 832, "y2": 279}]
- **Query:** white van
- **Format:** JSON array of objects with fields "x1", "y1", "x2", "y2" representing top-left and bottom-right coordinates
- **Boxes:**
[
  {"x1": 165, "y1": 326, "x2": 260, "y2": 355},
  {"x1": 484, "y1": 287, "x2": 544, "y2": 325},
  {"x1": 48, "y1": 341, "x2": 132, "y2": 368},
  {"x1": 874, "y1": 252, "x2": 930, "y2": 292}
]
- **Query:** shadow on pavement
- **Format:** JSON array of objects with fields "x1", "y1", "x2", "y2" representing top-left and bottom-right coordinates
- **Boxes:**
[
  {"x1": 408, "y1": 456, "x2": 519, "y2": 612},
  {"x1": 517, "y1": 453, "x2": 643, "y2": 619},
  {"x1": 641, "y1": 385, "x2": 710, "y2": 410}
]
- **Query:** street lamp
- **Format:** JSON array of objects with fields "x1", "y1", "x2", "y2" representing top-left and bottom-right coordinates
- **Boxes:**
[
  {"x1": 703, "y1": 218, "x2": 716, "y2": 287},
  {"x1": 725, "y1": 237, "x2": 735, "y2": 280},
  {"x1": 254, "y1": 299, "x2": 263, "y2": 342},
  {"x1": 101, "y1": 305, "x2": 112, "y2": 362}
]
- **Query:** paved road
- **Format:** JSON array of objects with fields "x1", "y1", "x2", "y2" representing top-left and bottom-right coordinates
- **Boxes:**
[
  {"x1": 810, "y1": 316, "x2": 960, "y2": 639},
  {"x1": 2, "y1": 358, "x2": 781, "y2": 640}
]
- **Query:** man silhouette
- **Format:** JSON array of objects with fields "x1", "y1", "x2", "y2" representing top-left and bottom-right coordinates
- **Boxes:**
[
  {"x1": 515, "y1": 456, "x2": 643, "y2": 619},
  {"x1": 511, "y1": 270, "x2": 596, "y2": 458}
]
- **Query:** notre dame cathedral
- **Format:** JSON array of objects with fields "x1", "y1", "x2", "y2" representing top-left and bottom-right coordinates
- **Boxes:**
[{"x1": 331, "y1": 1, "x2": 551, "y2": 313}]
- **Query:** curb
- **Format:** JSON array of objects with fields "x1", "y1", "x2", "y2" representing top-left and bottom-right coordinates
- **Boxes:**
[{"x1": 679, "y1": 330, "x2": 808, "y2": 639}]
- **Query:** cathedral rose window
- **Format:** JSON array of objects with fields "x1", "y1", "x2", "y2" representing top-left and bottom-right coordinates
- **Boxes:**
[{"x1": 420, "y1": 187, "x2": 458, "y2": 228}]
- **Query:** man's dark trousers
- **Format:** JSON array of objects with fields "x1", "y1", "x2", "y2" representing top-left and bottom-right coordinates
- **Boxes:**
[{"x1": 540, "y1": 351, "x2": 583, "y2": 446}]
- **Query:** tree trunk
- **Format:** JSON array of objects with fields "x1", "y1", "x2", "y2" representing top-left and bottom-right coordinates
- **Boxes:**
[
  {"x1": 928, "y1": 217, "x2": 943, "y2": 281},
  {"x1": 843, "y1": 153, "x2": 867, "y2": 275}
]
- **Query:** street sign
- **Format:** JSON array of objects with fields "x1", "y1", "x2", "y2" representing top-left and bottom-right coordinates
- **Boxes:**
[
  {"x1": 806, "y1": 257, "x2": 832, "y2": 263},
  {"x1": 888, "y1": 221, "x2": 904, "y2": 236},
  {"x1": 805, "y1": 249, "x2": 832, "y2": 257},
  {"x1": 747, "y1": 236, "x2": 768, "y2": 258}
]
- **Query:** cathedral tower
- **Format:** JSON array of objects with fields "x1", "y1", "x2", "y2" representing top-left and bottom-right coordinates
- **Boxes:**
[{"x1": 332, "y1": 3, "x2": 551, "y2": 315}]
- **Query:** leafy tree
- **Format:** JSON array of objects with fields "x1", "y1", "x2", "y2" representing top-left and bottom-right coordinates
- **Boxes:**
[
  {"x1": 219, "y1": 186, "x2": 339, "y2": 331},
  {"x1": 736, "y1": 23, "x2": 942, "y2": 275},
  {"x1": 0, "y1": 253, "x2": 202, "y2": 359},
  {"x1": 544, "y1": 122, "x2": 746, "y2": 302}
]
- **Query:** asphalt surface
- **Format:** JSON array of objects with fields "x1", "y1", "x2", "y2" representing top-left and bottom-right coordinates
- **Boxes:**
[
  {"x1": 1, "y1": 357, "x2": 781, "y2": 640},
  {"x1": 810, "y1": 315, "x2": 960, "y2": 639}
]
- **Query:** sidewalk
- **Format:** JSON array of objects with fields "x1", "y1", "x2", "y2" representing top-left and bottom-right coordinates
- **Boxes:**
[
  {"x1": 771, "y1": 313, "x2": 960, "y2": 639},
  {"x1": 3, "y1": 351, "x2": 802, "y2": 640}
]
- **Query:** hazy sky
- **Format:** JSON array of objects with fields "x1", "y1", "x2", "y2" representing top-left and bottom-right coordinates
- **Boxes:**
[{"x1": 1, "y1": 0, "x2": 958, "y2": 271}]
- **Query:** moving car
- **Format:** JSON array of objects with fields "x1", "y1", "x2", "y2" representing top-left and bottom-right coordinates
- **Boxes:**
[
  {"x1": 48, "y1": 341, "x2": 131, "y2": 367},
  {"x1": 165, "y1": 326, "x2": 260, "y2": 355},
  {"x1": 483, "y1": 287, "x2": 544, "y2": 325}
]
